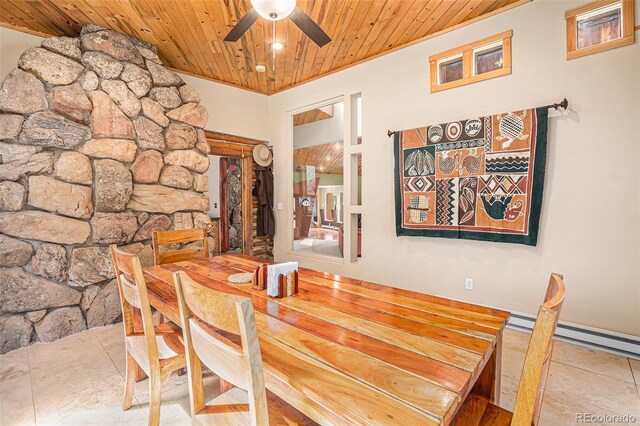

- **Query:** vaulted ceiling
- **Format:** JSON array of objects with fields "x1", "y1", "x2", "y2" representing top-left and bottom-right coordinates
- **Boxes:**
[
  {"x1": 294, "y1": 141, "x2": 345, "y2": 175},
  {"x1": 0, "y1": 0, "x2": 526, "y2": 94}
]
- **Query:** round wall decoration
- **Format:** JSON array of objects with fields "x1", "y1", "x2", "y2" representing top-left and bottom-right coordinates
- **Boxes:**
[
  {"x1": 427, "y1": 125, "x2": 443, "y2": 142},
  {"x1": 465, "y1": 119, "x2": 482, "y2": 137},
  {"x1": 445, "y1": 122, "x2": 462, "y2": 140}
]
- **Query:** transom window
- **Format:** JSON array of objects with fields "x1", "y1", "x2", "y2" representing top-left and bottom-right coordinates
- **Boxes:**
[
  {"x1": 565, "y1": 0, "x2": 635, "y2": 59},
  {"x1": 429, "y1": 30, "x2": 512, "y2": 92}
]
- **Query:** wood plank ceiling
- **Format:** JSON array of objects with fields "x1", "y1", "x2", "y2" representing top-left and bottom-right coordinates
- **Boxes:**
[
  {"x1": 294, "y1": 141, "x2": 361, "y2": 176},
  {"x1": 0, "y1": 0, "x2": 526, "y2": 94},
  {"x1": 293, "y1": 105, "x2": 334, "y2": 127}
]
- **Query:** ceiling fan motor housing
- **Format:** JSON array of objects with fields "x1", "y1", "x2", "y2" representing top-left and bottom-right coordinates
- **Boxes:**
[
  {"x1": 226, "y1": 0, "x2": 330, "y2": 48},
  {"x1": 251, "y1": 0, "x2": 296, "y2": 21}
]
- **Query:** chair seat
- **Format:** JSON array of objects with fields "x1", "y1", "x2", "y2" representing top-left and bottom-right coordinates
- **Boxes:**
[
  {"x1": 126, "y1": 321, "x2": 185, "y2": 360},
  {"x1": 125, "y1": 321, "x2": 186, "y2": 379},
  {"x1": 195, "y1": 386, "x2": 317, "y2": 426},
  {"x1": 452, "y1": 395, "x2": 513, "y2": 426},
  {"x1": 154, "y1": 321, "x2": 185, "y2": 357}
]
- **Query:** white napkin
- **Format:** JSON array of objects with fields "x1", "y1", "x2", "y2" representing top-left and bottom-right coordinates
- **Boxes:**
[{"x1": 266, "y1": 262, "x2": 298, "y2": 297}]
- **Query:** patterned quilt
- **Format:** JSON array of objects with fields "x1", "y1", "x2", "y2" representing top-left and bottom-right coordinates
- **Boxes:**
[{"x1": 394, "y1": 107, "x2": 548, "y2": 246}]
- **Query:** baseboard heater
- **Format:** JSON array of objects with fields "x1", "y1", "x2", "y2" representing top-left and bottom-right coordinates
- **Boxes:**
[
  {"x1": 507, "y1": 312, "x2": 640, "y2": 359},
  {"x1": 435, "y1": 294, "x2": 640, "y2": 359}
]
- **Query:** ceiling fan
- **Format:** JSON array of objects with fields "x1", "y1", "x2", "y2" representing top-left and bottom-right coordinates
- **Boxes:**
[{"x1": 224, "y1": 0, "x2": 331, "y2": 48}]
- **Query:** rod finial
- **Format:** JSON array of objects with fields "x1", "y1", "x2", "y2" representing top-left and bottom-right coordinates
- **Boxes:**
[
  {"x1": 387, "y1": 130, "x2": 394, "y2": 138},
  {"x1": 559, "y1": 98, "x2": 568, "y2": 110},
  {"x1": 553, "y1": 98, "x2": 568, "y2": 110}
]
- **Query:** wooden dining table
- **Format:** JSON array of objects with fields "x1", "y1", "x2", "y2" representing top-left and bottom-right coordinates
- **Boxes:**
[{"x1": 143, "y1": 254, "x2": 510, "y2": 425}]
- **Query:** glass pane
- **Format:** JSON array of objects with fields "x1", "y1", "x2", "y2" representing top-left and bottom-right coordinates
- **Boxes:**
[
  {"x1": 292, "y1": 101, "x2": 344, "y2": 258},
  {"x1": 438, "y1": 57, "x2": 463, "y2": 84},
  {"x1": 577, "y1": 6, "x2": 622, "y2": 49},
  {"x1": 350, "y1": 153, "x2": 362, "y2": 206},
  {"x1": 474, "y1": 45, "x2": 503, "y2": 75},
  {"x1": 351, "y1": 93, "x2": 362, "y2": 145}
]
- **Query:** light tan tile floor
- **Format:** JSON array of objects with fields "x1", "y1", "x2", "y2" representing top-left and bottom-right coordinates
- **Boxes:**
[{"x1": 0, "y1": 325, "x2": 638, "y2": 425}]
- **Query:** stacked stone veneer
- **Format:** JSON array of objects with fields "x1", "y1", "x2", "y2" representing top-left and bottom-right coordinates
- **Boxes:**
[
  {"x1": 0, "y1": 24, "x2": 214, "y2": 354},
  {"x1": 226, "y1": 158, "x2": 243, "y2": 251}
]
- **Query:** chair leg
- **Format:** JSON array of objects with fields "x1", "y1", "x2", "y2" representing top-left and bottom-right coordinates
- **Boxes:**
[
  {"x1": 148, "y1": 371, "x2": 162, "y2": 426},
  {"x1": 136, "y1": 364, "x2": 147, "y2": 382},
  {"x1": 123, "y1": 351, "x2": 137, "y2": 411}
]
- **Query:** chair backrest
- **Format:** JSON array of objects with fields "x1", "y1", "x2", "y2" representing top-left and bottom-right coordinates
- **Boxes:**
[
  {"x1": 174, "y1": 271, "x2": 268, "y2": 425},
  {"x1": 512, "y1": 273, "x2": 566, "y2": 426},
  {"x1": 110, "y1": 245, "x2": 159, "y2": 365},
  {"x1": 152, "y1": 228, "x2": 209, "y2": 265}
]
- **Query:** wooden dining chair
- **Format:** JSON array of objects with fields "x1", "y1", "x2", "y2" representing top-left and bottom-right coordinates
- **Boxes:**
[
  {"x1": 453, "y1": 273, "x2": 566, "y2": 426},
  {"x1": 173, "y1": 271, "x2": 316, "y2": 425},
  {"x1": 110, "y1": 245, "x2": 187, "y2": 426},
  {"x1": 152, "y1": 228, "x2": 209, "y2": 265}
]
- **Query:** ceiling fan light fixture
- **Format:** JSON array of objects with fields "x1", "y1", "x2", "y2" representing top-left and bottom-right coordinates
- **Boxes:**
[
  {"x1": 251, "y1": 0, "x2": 296, "y2": 21},
  {"x1": 270, "y1": 41, "x2": 286, "y2": 51},
  {"x1": 255, "y1": 64, "x2": 267, "y2": 72}
]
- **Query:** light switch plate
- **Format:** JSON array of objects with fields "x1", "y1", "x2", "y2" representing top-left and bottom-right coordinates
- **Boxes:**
[{"x1": 277, "y1": 202, "x2": 283, "y2": 210}]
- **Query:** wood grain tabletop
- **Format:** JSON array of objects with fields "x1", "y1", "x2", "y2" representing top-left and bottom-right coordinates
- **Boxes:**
[{"x1": 143, "y1": 254, "x2": 510, "y2": 425}]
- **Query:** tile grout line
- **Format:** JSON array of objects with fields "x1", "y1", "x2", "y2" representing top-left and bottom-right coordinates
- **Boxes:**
[
  {"x1": 628, "y1": 358, "x2": 640, "y2": 398},
  {"x1": 545, "y1": 361, "x2": 640, "y2": 416},
  {"x1": 92, "y1": 325, "x2": 188, "y2": 405},
  {"x1": 26, "y1": 347, "x2": 37, "y2": 426},
  {"x1": 548, "y1": 357, "x2": 637, "y2": 385},
  {"x1": 506, "y1": 338, "x2": 637, "y2": 385},
  {"x1": 91, "y1": 326, "x2": 190, "y2": 405},
  {"x1": 92, "y1": 328, "x2": 142, "y2": 406}
]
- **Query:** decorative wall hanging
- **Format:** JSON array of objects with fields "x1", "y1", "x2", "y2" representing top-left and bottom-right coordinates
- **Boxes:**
[{"x1": 393, "y1": 105, "x2": 555, "y2": 246}]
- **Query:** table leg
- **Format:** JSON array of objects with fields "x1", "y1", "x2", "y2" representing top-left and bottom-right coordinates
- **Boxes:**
[{"x1": 472, "y1": 330, "x2": 503, "y2": 404}]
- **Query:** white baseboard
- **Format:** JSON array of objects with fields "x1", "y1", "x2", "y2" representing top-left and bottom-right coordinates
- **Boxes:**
[{"x1": 435, "y1": 294, "x2": 640, "y2": 359}]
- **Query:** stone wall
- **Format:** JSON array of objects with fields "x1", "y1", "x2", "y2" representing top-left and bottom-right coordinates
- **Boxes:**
[
  {"x1": 0, "y1": 24, "x2": 212, "y2": 354},
  {"x1": 226, "y1": 158, "x2": 242, "y2": 251}
]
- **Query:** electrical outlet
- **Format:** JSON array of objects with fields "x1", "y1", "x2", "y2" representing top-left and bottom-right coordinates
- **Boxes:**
[{"x1": 465, "y1": 278, "x2": 474, "y2": 290}]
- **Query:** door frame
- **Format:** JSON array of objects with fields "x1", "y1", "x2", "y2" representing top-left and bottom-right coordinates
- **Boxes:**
[{"x1": 206, "y1": 131, "x2": 268, "y2": 256}]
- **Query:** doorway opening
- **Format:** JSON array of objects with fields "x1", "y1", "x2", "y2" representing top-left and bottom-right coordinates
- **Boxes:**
[
  {"x1": 292, "y1": 101, "x2": 345, "y2": 258},
  {"x1": 205, "y1": 131, "x2": 274, "y2": 258}
]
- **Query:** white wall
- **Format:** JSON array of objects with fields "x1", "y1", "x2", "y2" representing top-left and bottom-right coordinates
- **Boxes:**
[
  {"x1": 293, "y1": 101, "x2": 344, "y2": 148},
  {"x1": 0, "y1": 27, "x2": 270, "y2": 142},
  {"x1": 179, "y1": 74, "x2": 269, "y2": 141},
  {"x1": 207, "y1": 155, "x2": 221, "y2": 218},
  {"x1": 268, "y1": 0, "x2": 640, "y2": 336},
  {"x1": 0, "y1": 27, "x2": 43, "y2": 81}
]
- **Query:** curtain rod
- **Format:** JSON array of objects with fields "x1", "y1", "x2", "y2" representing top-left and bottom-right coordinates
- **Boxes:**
[{"x1": 387, "y1": 98, "x2": 569, "y2": 138}]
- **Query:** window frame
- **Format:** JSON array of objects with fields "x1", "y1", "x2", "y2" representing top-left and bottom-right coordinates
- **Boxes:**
[
  {"x1": 472, "y1": 40, "x2": 504, "y2": 76},
  {"x1": 436, "y1": 53, "x2": 464, "y2": 85},
  {"x1": 565, "y1": 0, "x2": 635, "y2": 60},
  {"x1": 429, "y1": 30, "x2": 512, "y2": 93}
]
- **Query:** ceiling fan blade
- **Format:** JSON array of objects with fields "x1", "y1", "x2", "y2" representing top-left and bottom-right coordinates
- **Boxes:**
[
  {"x1": 289, "y1": 7, "x2": 331, "y2": 48},
  {"x1": 224, "y1": 8, "x2": 259, "y2": 42}
]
